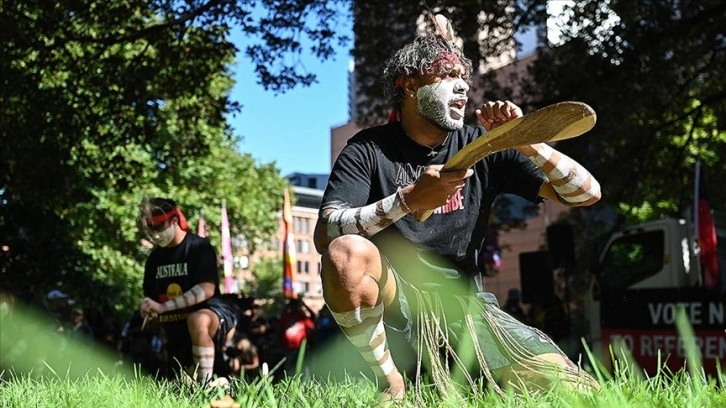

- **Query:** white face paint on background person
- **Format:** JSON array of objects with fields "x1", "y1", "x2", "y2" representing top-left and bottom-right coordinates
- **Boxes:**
[
  {"x1": 147, "y1": 219, "x2": 177, "y2": 247},
  {"x1": 416, "y1": 63, "x2": 469, "y2": 131}
]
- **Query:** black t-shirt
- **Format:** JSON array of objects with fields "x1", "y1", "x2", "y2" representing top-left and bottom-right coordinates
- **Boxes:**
[
  {"x1": 321, "y1": 122, "x2": 546, "y2": 284},
  {"x1": 143, "y1": 233, "x2": 220, "y2": 328}
]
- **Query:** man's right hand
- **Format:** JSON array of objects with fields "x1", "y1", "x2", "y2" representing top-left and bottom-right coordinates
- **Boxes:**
[
  {"x1": 139, "y1": 297, "x2": 161, "y2": 320},
  {"x1": 402, "y1": 165, "x2": 474, "y2": 211}
]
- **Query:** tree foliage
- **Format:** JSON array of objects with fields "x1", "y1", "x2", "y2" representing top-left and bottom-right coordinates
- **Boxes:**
[
  {"x1": 519, "y1": 0, "x2": 726, "y2": 226},
  {"x1": 0, "y1": 0, "x2": 349, "y2": 317},
  {"x1": 353, "y1": 0, "x2": 518, "y2": 127},
  {"x1": 352, "y1": 0, "x2": 725, "y2": 229}
]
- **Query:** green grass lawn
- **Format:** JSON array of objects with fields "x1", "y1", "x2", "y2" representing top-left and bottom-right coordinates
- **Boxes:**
[
  {"x1": 1, "y1": 304, "x2": 724, "y2": 407},
  {"x1": 1, "y1": 366, "x2": 724, "y2": 408}
]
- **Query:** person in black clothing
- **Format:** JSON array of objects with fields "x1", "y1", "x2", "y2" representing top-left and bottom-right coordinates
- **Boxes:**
[
  {"x1": 313, "y1": 15, "x2": 601, "y2": 401},
  {"x1": 138, "y1": 197, "x2": 237, "y2": 386},
  {"x1": 69, "y1": 308, "x2": 94, "y2": 341}
]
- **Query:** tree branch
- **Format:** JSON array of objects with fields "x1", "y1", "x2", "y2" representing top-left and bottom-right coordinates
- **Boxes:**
[{"x1": 65, "y1": 0, "x2": 228, "y2": 46}]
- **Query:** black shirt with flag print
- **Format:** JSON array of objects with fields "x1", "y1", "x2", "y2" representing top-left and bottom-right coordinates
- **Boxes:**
[
  {"x1": 321, "y1": 121, "x2": 546, "y2": 287},
  {"x1": 143, "y1": 233, "x2": 220, "y2": 327}
]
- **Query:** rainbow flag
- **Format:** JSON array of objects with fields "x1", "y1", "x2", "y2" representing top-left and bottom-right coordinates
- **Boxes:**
[
  {"x1": 282, "y1": 188, "x2": 297, "y2": 298},
  {"x1": 221, "y1": 202, "x2": 234, "y2": 294}
]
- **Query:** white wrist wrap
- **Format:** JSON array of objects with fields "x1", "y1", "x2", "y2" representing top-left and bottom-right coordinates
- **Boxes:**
[
  {"x1": 528, "y1": 144, "x2": 553, "y2": 167},
  {"x1": 164, "y1": 284, "x2": 207, "y2": 311},
  {"x1": 528, "y1": 144, "x2": 600, "y2": 204},
  {"x1": 325, "y1": 193, "x2": 406, "y2": 239}
]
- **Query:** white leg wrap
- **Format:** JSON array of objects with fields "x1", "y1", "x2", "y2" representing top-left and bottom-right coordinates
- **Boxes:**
[
  {"x1": 192, "y1": 345, "x2": 215, "y2": 383},
  {"x1": 329, "y1": 303, "x2": 396, "y2": 378},
  {"x1": 330, "y1": 303, "x2": 384, "y2": 328}
]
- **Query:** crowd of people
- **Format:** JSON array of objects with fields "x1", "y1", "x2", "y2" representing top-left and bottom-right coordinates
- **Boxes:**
[
  {"x1": 0, "y1": 286, "x2": 343, "y2": 384},
  {"x1": 124, "y1": 293, "x2": 343, "y2": 382}
]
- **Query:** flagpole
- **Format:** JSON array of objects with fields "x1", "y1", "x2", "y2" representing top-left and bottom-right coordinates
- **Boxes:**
[{"x1": 693, "y1": 161, "x2": 702, "y2": 286}]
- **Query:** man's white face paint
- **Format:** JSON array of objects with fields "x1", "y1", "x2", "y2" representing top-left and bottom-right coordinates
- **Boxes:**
[
  {"x1": 416, "y1": 73, "x2": 469, "y2": 131},
  {"x1": 150, "y1": 224, "x2": 176, "y2": 247}
]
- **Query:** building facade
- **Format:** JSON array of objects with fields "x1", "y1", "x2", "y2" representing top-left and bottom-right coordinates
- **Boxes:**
[{"x1": 248, "y1": 185, "x2": 326, "y2": 312}]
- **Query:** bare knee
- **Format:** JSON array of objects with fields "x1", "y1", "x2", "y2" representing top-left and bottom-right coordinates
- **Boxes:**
[
  {"x1": 323, "y1": 235, "x2": 380, "y2": 282},
  {"x1": 321, "y1": 235, "x2": 381, "y2": 309},
  {"x1": 187, "y1": 310, "x2": 217, "y2": 341}
]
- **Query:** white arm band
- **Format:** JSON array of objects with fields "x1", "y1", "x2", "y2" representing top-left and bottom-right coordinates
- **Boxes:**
[
  {"x1": 322, "y1": 191, "x2": 408, "y2": 240},
  {"x1": 163, "y1": 284, "x2": 208, "y2": 312},
  {"x1": 526, "y1": 144, "x2": 601, "y2": 205}
]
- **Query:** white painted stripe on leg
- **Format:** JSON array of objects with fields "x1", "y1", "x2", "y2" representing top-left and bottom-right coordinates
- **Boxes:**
[{"x1": 330, "y1": 303, "x2": 384, "y2": 328}]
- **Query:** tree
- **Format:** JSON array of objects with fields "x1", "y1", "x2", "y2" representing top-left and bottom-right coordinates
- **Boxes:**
[
  {"x1": 0, "y1": 0, "x2": 349, "y2": 316},
  {"x1": 514, "y1": 0, "x2": 726, "y2": 312},
  {"x1": 349, "y1": 1, "x2": 725, "y2": 312},
  {"x1": 246, "y1": 256, "x2": 286, "y2": 317},
  {"x1": 353, "y1": 0, "x2": 518, "y2": 127},
  {"x1": 518, "y1": 0, "x2": 726, "y2": 226},
  {"x1": 351, "y1": 0, "x2": 725, "y2": 227}
]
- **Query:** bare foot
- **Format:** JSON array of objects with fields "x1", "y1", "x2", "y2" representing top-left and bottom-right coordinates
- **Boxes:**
[{"x1": 378, "y1": 371, "x2": 405, "y2": 404}]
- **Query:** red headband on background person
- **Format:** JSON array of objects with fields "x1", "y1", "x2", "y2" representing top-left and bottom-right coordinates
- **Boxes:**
[{"x1": 149, "y1": 207, "x2": 190, "y2": 231}]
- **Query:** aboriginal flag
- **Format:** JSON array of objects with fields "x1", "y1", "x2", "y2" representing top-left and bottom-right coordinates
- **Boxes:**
[{"x1": 282, "y1": 188, "x2": 297, "y2": 298}]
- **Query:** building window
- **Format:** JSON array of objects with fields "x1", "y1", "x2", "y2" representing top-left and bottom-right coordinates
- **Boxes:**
[
  {"x1": 301, "y1": 218, "x2": 309, "y2": 234},
  {"x1": 293, "y1": 217, "x2": 301, "y2": 234},
  {"x1": 304, "y1": 282, "x2": 310, "y2": 293},
  {"x1": 301, "y1": 240, "x2": 310, "y2": 254},
  {"x1": 296, "y1": 261, "x2": 302, "y2": 273},
  {"x1": 304, "y1": 261, "x2": 310, "y2": 274}
]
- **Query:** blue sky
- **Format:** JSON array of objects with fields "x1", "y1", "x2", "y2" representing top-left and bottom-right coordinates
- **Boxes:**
[
  {"x1": 226, "y1": 19, "x2": 536, "y2": 178},
  {"x1": 228, "y1": 24, "x2": 354, "y2": 178}
]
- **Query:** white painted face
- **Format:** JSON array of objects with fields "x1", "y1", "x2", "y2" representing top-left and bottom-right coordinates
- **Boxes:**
[
  {"x1": 416, "y1": 66, "x2": 469, "y2": 131},
  {"x1": 149, "y1": 223, "x2": 176, "y2": 247}
]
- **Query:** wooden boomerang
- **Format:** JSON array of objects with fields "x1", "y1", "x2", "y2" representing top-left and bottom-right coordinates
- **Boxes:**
[{"x1": 415, "y1": 101, "x2": 596, "y2": 222}]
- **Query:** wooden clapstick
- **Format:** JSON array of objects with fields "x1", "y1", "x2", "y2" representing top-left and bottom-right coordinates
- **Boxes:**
[{"x1": 416, "y1": 101, "x2": 596, "y2": 221}]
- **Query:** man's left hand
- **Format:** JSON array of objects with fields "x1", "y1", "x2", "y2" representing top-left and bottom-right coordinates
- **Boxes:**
[{"x1": 476, "y1": 100, "x2": 522, "y2": 131}]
